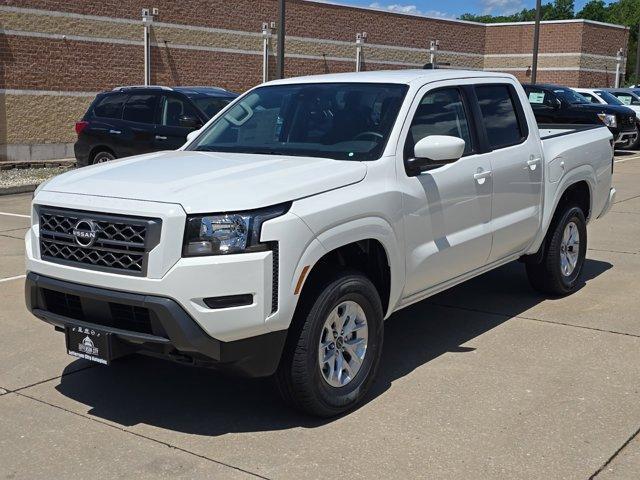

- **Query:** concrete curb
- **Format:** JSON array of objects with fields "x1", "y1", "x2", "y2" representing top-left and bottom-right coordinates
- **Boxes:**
[
  {"x1": 0, "y1": 184, "x2": 38, "y2": 196},
  {"x1": 0, "y1": 159, "x2": 76, "y2": 170}
]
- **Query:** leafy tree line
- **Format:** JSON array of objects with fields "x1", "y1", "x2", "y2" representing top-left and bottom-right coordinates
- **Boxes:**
[{"x1": 460, "y1": 0, "x2": 639, "y2": 84}]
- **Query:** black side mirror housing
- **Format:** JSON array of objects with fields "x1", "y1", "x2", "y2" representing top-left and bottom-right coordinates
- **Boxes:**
[
  {"x1": 405, "y1": 157, "x2": 454, "y2": 176},
  {"x1": 179, "y1": 115, "x2": 203, "y2": 129}
]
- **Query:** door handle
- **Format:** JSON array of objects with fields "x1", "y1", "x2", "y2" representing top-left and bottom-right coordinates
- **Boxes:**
[
  {"x1": 527, "y1": 156, "x2": 542, "y2": 171},
  {"x1": 109, "y1": 129, "x2": 121, "y2": 135},
  {"x1": 155, "y1": 135, "x2": 167, "y2": 141},
  {"x1": 473, "y1": 169, "x2": 492, "y2": 185}
]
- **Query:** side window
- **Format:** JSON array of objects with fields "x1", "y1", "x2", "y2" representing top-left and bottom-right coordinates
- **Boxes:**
[
  {"x1": 405, "y1": 88, "x2": 474, "y2": 158},
  {"x1": 92, "y1": 94, "x2": 126, "y2": 119},
  {"x1": 475, "y1": 85, "x2": 524, "y2": 150},
  {"x1": 193, "y1": 97, "x2": 232, "y2": 118},
  {"x1": 526, "y1": 88, "x2": 547, "y2": 105},
  {"x1": 580, "y1": 93, "x2": 599, "y2": 104},
  {"x1": 160, "y1": 96, "x2": 200, "y2": 127},
  {"x1": 612, "y1": 93, "x2": 640, "y2": 106},
  {"x1": 122, "y1": 94, "x2": 158, "y2": 124}
]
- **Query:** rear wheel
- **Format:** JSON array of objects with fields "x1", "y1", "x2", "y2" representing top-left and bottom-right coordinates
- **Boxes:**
[
  {"x1": 526, "y1": 205, "x2": 587, "y2": 295},
  {"x1": 91, "y1": 150, "x2": 115, "y2": 164},
  {"x1": 276, "y1": 271, "x2": 384, "y2": 417}
]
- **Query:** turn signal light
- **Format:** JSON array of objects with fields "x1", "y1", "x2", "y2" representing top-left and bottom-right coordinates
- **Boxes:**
[{"x1": 75, "y1": 121, "x2": 89, "y2": 135}]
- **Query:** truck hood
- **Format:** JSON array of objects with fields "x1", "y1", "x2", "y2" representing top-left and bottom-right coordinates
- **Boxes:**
[
  {"x1": 573, "y1": 102, "x2": 636, "y2": 117},
  {"x1": 42, "y1": 150, "x2": 367, "y2": 213}
]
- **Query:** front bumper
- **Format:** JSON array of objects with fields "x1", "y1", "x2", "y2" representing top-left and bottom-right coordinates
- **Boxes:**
[
  {"x1": 614, "y1": 130, "x2": 638, "y2": 147},
  {"x1": 25, "y1": 272, "x2": 287, "y2": 377}
]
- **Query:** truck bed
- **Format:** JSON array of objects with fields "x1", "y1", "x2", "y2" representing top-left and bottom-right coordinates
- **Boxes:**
[{"x1": 538, "y1": 123, "x2": 607, "y2": 140}]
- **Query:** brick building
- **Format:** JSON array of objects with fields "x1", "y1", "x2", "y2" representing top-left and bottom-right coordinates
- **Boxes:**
[{"x1": 0, "y1": 0, "x2": 630, "y2": 161}]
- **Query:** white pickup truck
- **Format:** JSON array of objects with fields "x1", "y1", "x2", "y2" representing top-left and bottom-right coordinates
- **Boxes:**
[{"x1": 26, "y1": 70, "x2": 615, "y2": 417}]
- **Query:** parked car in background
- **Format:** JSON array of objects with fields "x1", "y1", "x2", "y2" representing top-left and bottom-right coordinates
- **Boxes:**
[
  {"x1": 575, "y1": 87, "x2": 640, "y2": 149},
  {"x1": 28, "y1": 70, "x2": 615, "y2": 417},
  {"x1": 74, "y1": 86, "x2": 238, "y2": 166},
  {"x1": 522, "y1": 83, "x2": 637, "y2": 148},
  {"x1": 602, "y1": 88, "x2": 640, "y2": 109}
]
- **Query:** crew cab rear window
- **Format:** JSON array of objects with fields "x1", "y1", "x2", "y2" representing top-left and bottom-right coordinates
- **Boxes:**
[
  {"x1": 123, "y1": 94, "x2": 158, "y2": 124},
  {"x1": 93, "y1": 94, "x2": 126, "y2": 119},
  {"x1": 475, "y1": 85, "x2": 525, "y2": 150}
]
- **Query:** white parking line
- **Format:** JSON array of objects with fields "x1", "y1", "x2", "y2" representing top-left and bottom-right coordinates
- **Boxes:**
[
  {"x1": 0, "y1": 274, "x2": 26, "y2": 283},
  {"x1": 614, "y1": 155, "x2": 640, "y2": 164},
  {"x1": 0, "y1": 212, "x2": 30, "y2": 218}
]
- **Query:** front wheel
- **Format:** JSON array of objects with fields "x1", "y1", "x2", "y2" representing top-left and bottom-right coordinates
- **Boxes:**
[
  {"x1": 276, "y1": 271, "x2": 384, "y2": 417},
  {"x1": 526, "y1": 205, "x2": 587, "y2": 295}
]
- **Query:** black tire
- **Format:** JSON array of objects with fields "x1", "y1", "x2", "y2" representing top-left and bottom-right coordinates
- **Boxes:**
[
  {"x1": 526, "y1": 205, "x2": 587, "y2": 296},
  {"x1": 626, "y1": 125, "x2": 640, "y2": 150},
  {"x1": 91, "y1": 150, "x2": 115, "y2": 164},
  {"x1": 276, "y1": 271, "x2": 384, "y2": 417}
]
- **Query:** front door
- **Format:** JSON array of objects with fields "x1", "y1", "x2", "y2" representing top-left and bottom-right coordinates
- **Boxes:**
[
  {"x1": 400, "y1": 84, "x2": 493, "y2": 298},
  {"x1": 155, "y1": 94, "x2": 203, "y2": 151}
]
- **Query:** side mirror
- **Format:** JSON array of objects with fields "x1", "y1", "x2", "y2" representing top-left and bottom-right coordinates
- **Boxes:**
[
  {"x1": 406, "y1": 135, "x2": 465, "y2": 175},
  {"x1": 179, "y1": 115, "x2": 203, "y2": 129},
  {"x1": 185, "y1": 128, "x2": 201, "y2": 144},
  {"x1": 551, "y1": 98, "x2": 562, "y2": 110}
]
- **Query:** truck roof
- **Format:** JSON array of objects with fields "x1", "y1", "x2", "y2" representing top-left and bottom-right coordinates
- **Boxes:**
[{"x1": 265, "y1": 69, "x2": 516, "y2": 86}]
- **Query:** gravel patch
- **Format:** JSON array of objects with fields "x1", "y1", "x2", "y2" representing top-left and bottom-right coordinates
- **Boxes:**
[{"x1": 0, "y1": 166, "x2": 72, "y2": 189}]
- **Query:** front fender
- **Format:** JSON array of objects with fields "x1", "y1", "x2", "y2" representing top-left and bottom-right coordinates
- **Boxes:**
[{"x1": 292, "y1": 216, "x2": 404, "y2": 319}]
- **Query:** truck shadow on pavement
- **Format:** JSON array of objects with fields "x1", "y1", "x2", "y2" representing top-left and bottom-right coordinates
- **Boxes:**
[{"x1": 55, "y1": 258, "x2": 612, "y2": 435}]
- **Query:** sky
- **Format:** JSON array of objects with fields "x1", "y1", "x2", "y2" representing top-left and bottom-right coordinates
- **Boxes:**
[{"x1": 329, "y1": 0, "x2": 597, "y2": 20}]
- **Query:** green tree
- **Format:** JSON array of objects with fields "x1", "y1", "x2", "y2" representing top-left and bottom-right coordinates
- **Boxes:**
[
  {"x1": 548, "y1": 0, "x2": 575, "y2": 19},
  {"x1": 577, "y1": 0, "x2": 607, "y2": 22}
]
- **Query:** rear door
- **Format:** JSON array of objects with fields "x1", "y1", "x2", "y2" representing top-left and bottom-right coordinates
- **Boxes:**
[
  {"x1": 86, "y1": 93, "x2": 128, "y2": 157},
  {"x1": 475, "y1": 83, "x2": 544, "y2": 262},
  {"x1": 120, "y1": 93, "x2": 160, "y2": 157},
  {"x1": 154, "y1": 94, "x2": 204, "y2": 151}
]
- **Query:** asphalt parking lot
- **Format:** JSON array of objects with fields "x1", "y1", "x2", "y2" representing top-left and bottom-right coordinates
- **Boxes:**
[{"x1": 1, "y1": 152, "x2": 640, "y2": 479}]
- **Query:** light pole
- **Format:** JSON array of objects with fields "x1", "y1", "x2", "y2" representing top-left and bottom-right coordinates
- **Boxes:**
[
  {"x1": 276, "y1": 0, "x2": 285, "y2": 79},
  {"x1": 531, "y1": 0, "x2": 542, "y2": 84},
  {"x1": 356, "y1": 32, "x2": 367, "y2": 72},
  {"x1": 635, "y1": 24, "x2": 640, "y2": 84},
  {"x1": 429, "y1": 40, "x2": 439, "y2": 69},
  {"x1": 615, "y1": 47, "x2": 623, "y2": 88},
  {"x1": 261, "y1": 22, "x2": 274, "y2": 83},
  {"x1": 141, "y1": 8, "x2": 155, "y2": 86}
]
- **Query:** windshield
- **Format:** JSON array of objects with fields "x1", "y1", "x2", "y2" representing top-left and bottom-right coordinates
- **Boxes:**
[
  {"x1": 553, "y1": 88, "x2": 589, "y2": 105},
  {"x1": 187, "y1": 83, "x2": 408, "y2": 161},
  {"x1": 594, "y1": 90, "x2": 624, "y2": 105}
]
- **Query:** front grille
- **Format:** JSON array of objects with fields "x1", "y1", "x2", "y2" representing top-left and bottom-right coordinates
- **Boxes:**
[
  {"x1": 41, "y1": 288, "x2": 154, "y2": 335},
  {"x1": 38, "y1": 206, "x2": 161, "y2": 276},
  {"x1": 621, "y1": 114, "x2": 636, "y2": 128}
]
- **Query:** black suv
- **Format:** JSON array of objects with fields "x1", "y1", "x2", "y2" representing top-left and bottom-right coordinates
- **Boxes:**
[
  {"x1": 74, "y1": 86, "x2": 238, "y2": 166},
  {"x1": 522, "y1": 83, "x2": 637, "y2": 148}
]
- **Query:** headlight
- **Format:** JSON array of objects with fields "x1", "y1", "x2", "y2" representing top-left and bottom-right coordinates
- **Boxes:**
[
  {"x1": 597, "y1": 113, "x2": 617, "y2": 128},
  {"x1": 182, "y1": 203, "x2": 290, "y2": 256}
]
